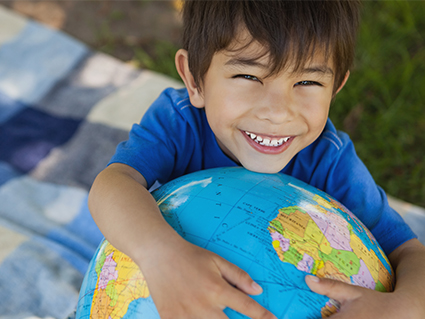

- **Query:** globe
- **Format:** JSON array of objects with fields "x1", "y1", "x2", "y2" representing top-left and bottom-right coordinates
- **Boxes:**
[{"x1": 76, "y1": 167, "x2": 394, "y2": 319}]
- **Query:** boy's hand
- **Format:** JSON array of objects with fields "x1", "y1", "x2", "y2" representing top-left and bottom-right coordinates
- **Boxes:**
[
  {"x1": 306, "y1": 239, "x2": 425, "y2": 318},
  {"x1": 139, "y1": 235, "x2": 277, "y2": 319},
  {"x1": 306, "y1": 275, "x2": 420, "y2": 318}
]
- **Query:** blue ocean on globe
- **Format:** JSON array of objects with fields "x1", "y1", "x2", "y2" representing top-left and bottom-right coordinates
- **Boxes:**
[{"x1": 76, "y1": 167, "x2": 393, "y2": 319}]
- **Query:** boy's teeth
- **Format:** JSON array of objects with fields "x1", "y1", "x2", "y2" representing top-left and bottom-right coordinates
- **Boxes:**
[{"x1": 245, "y1": 131, "x2": 289, "y2": 147}]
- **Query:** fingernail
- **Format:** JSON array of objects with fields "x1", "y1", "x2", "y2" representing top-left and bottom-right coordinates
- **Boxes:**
[
  {"x1": 307, "y1": 275, "x2": 320, "y2": 283},
  {"x1": 252, "y1": 281, "x2": 263, "y2": 292}
]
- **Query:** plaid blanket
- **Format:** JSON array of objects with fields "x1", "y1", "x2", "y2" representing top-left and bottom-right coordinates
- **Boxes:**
[
  {"x1": 0, "y1": 6, "x2": 182, "y2": 318},
  {"x1": 0, "y1": 5, "x2": 423, "y2": 319}
]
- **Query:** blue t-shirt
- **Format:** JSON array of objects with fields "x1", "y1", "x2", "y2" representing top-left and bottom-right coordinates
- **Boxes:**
[{"x1": 110, "y1": 87, "x2": 416, "y2": 255}]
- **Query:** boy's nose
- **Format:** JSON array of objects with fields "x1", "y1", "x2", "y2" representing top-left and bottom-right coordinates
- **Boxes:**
[{"x1": 256, "y1": 93, "x2": 296, "y2": 124}]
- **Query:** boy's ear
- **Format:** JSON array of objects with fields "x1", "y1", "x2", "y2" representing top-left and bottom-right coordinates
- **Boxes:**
[
  {"x1": 175, "y1": 49, "x2": 205, "y2": 108},
  {"x1": 334, "y1": 71, "x2": 350, "y2": 96}
]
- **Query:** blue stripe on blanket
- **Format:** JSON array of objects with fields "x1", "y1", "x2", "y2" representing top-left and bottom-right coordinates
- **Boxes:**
[
  {"x1": 0, "y1": 21, "x2": 88, "y2": 104},
  {"x1": 0, "y1": 90, "x2": 26, "y2": 124},
  {"x1": 0, "y1": 107, "x2": 81, "y2": 172},
  {"x1": 0, "y1": 176, "x2": 87, "y2": 234}
]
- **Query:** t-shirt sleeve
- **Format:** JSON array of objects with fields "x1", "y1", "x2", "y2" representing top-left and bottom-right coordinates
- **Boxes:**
[
  {"x1": 294, "y1": 125, "x2": 417, "y2": 255},
  {"x1": 108, "y1": 89, "x2": 196, "y2": 188}
]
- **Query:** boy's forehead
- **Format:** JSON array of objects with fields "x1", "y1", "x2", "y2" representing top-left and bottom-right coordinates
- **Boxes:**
[
  {"x1": 223, "y1": 36, "x2": 270, "y2": 68},
  {"x1": 221, "y1": 33, "x2": 335, "y2": 77}
]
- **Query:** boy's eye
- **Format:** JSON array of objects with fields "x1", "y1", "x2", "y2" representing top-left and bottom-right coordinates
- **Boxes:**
[
  {"x1": 295, "y1": 80, "x2": 322, "y2": 86},
  {"x1": 234, "y1": 74, "x2": 260, "y2": 82}
]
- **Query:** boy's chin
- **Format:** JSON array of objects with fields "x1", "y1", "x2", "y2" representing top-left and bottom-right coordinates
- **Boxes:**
[{"x1": 240, "y1": 161, "x2": 287, "y2": 175}]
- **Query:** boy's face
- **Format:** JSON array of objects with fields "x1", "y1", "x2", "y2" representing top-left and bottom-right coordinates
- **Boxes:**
[{"x1": 182, "y1": 35, "x2": 347, "y2": 174}]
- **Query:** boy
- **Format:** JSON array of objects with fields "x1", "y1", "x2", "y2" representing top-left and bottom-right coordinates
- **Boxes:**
[{"x1": 89, "y1": 1, "x2": 425, "y2": 318}]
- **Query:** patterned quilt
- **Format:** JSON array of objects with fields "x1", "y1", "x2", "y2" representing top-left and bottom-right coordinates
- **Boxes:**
[
  {"x1": 0, "y1": 5, "x2": 423, "y2": 319},
  {"x1": 0, "y1": 6, "x2": 182, "y2": 319}
]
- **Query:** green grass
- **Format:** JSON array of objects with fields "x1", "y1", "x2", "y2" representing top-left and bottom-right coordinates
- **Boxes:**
[
  {"x1": 131, "y1": 40, "x2": 181, "y2": 80},
  {"x1": 330, "y1": 1, "x2": 425, "y2": 207}
]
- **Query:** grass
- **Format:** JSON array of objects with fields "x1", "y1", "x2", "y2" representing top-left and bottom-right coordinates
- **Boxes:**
[
  {"x1": 94, "y1": 1, "x2": 182, "y2": 80},
  {"x1": 131, "y1": 41, "x2": 181, "y2": 80},
  {"x1": 97, "y1": 0, "x2": 425, "y2": 207},
  {"x1": 330, "y1": 1, "x2": 425, "y2": 207}
]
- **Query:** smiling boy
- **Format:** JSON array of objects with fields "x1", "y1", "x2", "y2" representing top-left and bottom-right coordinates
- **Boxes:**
[
  {"x1": 89, "y1": 1, "x2": 425, "y2": 318},
  {"x1": 186, "y1": 33, "x2": 338, "y2": 174}
]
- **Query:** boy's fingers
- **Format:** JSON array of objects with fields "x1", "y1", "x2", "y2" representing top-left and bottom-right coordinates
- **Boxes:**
[
  {"x1": 214, "y1": 257, "x2": 276, "y2": 319},
  {"x1": 305, "y1": 275, "x2": 362, "y2": 302},
  {"x1": 216, "y1": 256, "x2": 263, "y2": 295}
]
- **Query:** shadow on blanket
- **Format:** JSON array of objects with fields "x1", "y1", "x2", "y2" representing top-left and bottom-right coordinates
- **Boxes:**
[{"x1": 0, "y1": 5, "x2": 424, "y2": 319}]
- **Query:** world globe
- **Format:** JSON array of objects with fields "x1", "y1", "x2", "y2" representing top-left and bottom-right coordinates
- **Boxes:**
[{"x1": 76, "y1": 167, "x2": 394, "y2": 319}]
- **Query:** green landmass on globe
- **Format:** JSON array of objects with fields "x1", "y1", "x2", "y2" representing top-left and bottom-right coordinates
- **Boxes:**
[{"x1": 76, "y1": 167, "x2": 394, "y2": 319}]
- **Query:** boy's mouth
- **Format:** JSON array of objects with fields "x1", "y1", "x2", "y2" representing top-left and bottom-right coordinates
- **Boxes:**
[{"x1": 244, "y1": 131, "x2": 290, "y2": 147}]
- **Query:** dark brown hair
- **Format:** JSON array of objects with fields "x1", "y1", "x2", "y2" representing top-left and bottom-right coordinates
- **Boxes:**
[{"x1": 182, "y1": 0, "x2": 361, "y2": 93}]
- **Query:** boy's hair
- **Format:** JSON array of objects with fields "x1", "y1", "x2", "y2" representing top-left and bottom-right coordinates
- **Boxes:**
[{"x1": 182, "y1": 0, "x2": 361, "y2": 93}]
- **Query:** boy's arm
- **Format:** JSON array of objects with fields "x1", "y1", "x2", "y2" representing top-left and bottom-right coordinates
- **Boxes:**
[
  {"x1": 306, "y1": 238, "x2": 425, "y2": 318},
  {"x1": 89, "y1": 163, "x2": 277, "y2": 319}
]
